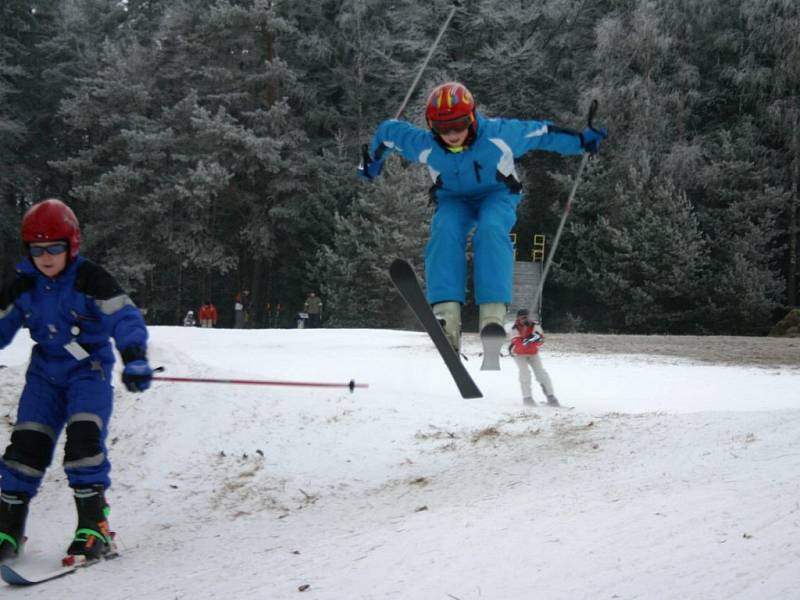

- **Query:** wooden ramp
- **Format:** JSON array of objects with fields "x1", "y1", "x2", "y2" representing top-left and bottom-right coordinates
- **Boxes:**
[{"x1": 510, "y1": 261, "x2": 542, "y2": 320}]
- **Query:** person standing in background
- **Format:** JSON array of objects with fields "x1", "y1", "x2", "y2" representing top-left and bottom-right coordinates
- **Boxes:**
[
  {"x1": 234, "y1": 290, "x2": 250, "y2": 329},
  {"x1": 304, "y1": 292, "x2": 323, "y2": 328},
  {"x1": 199, "y1": 301, "x2": 217, "y2": 328},
  {"x1": 509, "y1": 309, "x2": 560, "y2": 407}
]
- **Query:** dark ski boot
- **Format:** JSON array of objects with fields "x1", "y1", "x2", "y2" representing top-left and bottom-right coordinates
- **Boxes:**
[
  {"x1": 66, "y1": 485, "x2": 115, "y2": 560},
  {"x1": 0, "y1": 491, "x2": 30, "y2": 561}
]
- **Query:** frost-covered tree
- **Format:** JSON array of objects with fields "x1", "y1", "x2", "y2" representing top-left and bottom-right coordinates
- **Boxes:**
[
  {"x1": 2, "y1": 0, "x2": 796, "y2": 332},
  {"x1": 735, "y1": 0, "x2": 800, "y2": 308},
  {"x1": 316, "y1": 160, "x2": 431, "y2": 328},
  {"x1": 692, "y1": 127, "x2": 786, "y2": 333},
  {"x1": 0, "y1": 4, "x2": 28, "y2": 279},
  {"x1": 54, "y1": 0, "x2": 310, "y2": 323},
  {"x1": 559, "y1": 176, "x2": 710, "y2": 332}
]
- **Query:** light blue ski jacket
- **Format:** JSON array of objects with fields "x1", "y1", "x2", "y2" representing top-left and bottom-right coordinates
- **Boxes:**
[{"x1": 369, "y1": 111, "x2": 584, "y2": 199}]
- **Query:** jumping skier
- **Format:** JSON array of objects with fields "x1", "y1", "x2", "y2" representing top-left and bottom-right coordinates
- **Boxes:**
[
  {"x1": 358, "y1": 81, "x2": 607, "y2": 358},
  {"x1": 0, "y1": 198, "x2": 153, "y2": 563}
]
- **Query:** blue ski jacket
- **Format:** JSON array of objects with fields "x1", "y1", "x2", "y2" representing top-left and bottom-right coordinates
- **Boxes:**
[
  {"x1": 368, "y1": 111, "x2": 584, "y2": 199},
  {"x1": 0, "y1": 255, "x2": 148, "y2": 383}
]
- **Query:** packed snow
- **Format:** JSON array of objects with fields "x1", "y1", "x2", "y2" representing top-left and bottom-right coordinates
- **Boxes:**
[{"x1": 1, "y1": 326, "x2": 799, "y2": 599}]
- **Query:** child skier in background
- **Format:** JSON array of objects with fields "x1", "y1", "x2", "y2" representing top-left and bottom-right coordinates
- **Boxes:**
[
  {"x1": 359, "y1": 81, "x2": 606, "y2": 357},
  {"x1": 509, "y1": 309, "x2": 559, "y2": 407},
  {"x1": 0, "y1": 198, "x2": 153, "y2": 563},
  {"x1": 198, "y1": 301, "x2": 218, "y2": 328}
]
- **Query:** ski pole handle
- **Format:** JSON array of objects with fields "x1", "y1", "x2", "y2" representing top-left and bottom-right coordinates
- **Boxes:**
[{"x1": 587, "y1": 99, "x2": 599, "y2": 128}]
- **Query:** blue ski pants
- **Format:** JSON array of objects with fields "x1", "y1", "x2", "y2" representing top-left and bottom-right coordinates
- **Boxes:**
[
  {"x1": 0, "y1": 366, "x2": 114, "y2": 497},
  {"x1": 425, "y1": 191, "x2": 520, "y2": 305}
]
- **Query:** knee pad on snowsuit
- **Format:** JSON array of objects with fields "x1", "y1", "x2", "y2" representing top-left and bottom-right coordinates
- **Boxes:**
[
  {"x1": 64, "y1": 414, "x2": 105, "y2": 470},
  {"x1": 1, "y1": 422, "x2": 56, "y2": 480}
]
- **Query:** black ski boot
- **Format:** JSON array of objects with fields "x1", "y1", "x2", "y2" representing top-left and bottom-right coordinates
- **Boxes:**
[
  {"x1": 66, "y1": 485, "x2": 115, "y2": 561},
  {"x1": 0, "y1": 491, "x2": 30, "y2": 561}
]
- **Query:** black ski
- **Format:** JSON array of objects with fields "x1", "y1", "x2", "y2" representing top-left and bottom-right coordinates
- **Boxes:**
[
  {"x1": 1, "y1": 553, "x2": 116, "y2": 586},
  {"x1": 2, "y1": 561, "x2": 85, "y2": 586},
  {"x1": 389, "y1": 259, "x2": 482, "y2": 399},
  {"x1": 2, "y1": 535, "x2": 120, "y2": 586}
]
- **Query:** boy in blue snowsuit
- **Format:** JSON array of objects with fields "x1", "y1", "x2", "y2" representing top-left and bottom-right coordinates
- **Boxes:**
[
  {"x1": 359, "y1": 81, "x2": 606, "y2": 352},
  {"x1": 0, "y1": 198, "x2": 153, "y2": 563}
]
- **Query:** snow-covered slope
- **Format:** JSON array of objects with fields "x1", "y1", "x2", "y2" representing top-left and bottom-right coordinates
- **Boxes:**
[{"x1": 1, "y1": 327, "x2": 798, "y2": 599}]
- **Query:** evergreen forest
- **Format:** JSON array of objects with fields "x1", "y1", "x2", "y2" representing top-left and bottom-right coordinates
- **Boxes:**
[{"x1": 1, "y1": 0, "x2": 798, "y2": 334}]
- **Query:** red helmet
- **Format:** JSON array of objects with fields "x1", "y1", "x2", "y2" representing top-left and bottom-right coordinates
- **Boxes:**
[
  {"x1": 21, "y1": 198, "x2": 81, "y2": 259},
  {"x1": 425, "y1": 82, "x2": 476, "y2": 134}
]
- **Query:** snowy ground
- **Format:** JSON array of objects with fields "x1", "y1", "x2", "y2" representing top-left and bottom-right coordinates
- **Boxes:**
[{"x1": 1, "y1": 327, "x2": 799, "y2": 599}]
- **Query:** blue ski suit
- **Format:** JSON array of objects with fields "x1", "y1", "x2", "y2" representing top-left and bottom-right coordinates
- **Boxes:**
[
  {"x1": 368, "y1": 112, "x2": 584, "y2": 305},
  {"x1": 0, "y1": 255, "x2": 148, "y2": 497}
]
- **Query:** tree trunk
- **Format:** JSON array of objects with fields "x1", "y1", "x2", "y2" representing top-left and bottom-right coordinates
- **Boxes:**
[
  {"x1": 790, "y1": 103, "x2": 798, "y2": 308},
  {"x1": 251, "y1": 258, "x2": 265, "y2": 328},
  {"x1": 245, "y1": 11, "x2": 277, "y2": 328},
  {"x1": 2, "y1": 191, "x2": 19, "y2": 282},
  {"x1": 176, "y1": 263, "x2": 183, "y2": 326}
]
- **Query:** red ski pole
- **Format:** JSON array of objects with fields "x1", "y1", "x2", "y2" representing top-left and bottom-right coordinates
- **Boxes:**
[{"x1": 151, "y1": 368, "x2": 367, "y2": 392}]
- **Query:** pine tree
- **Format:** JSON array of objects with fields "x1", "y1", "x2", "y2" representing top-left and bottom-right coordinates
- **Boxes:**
[
  {"x1": 316, "y1": 161, "x2": 431, "y2": 328},
  {"x1": 560, "y1": 176, "x2": 709, "y2": 332},
  {"x1": 3, "y1": 0, "x2": 795, "y2": 332},
  {"x1": 0, "y1": 2, "x2": 64, "y2": 278},
  {"x1": 54, "y1": 0, "x2": 311, "y2": 323},
  {"x1": 735, "y1": 0, "x2": 800, "y2": 308},
  {"x1": 0, "y1": 4, "x2": 28, "y2": 279}
]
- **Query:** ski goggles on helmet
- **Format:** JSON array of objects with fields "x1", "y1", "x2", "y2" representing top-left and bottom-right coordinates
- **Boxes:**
[
  {"x1": 29, "y1": 242, "x2": 68, "y2": 257},
  {"x1": 430, "y1": 115, "x2": 473, "y2": 135}
]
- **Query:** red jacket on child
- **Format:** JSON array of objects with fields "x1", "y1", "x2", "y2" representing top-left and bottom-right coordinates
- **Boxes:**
[
  {"x1": 509, "y1": 318, "x2": 544, "y2": 356},
  {"x1": 199, "y1": 303, "x2": 218, "y2": 323}
]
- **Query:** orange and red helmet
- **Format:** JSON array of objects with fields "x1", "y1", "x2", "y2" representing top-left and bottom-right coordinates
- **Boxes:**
[
  {"x1": 425, "y1": 81, "x2": 476, "y2": 135},
  {"x1": 21, "y1": 198, "x2": 81, "y2": 259}
]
